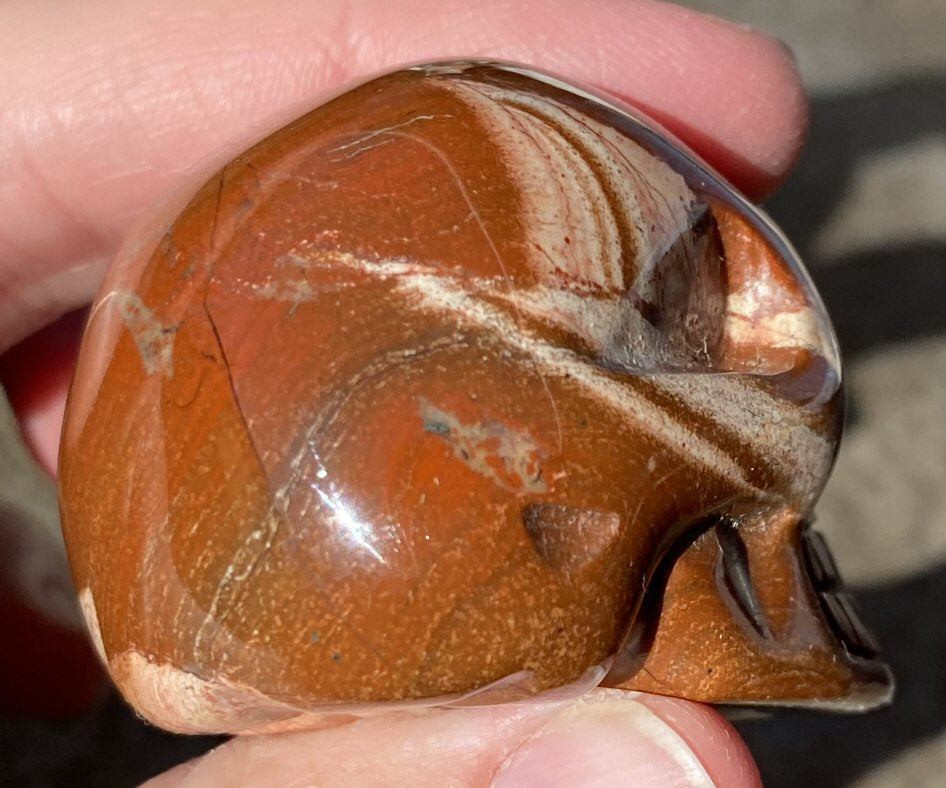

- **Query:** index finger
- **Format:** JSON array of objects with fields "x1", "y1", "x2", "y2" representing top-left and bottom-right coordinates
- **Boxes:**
[{"x1": 0, "y1": 0, "x2": 807, "y2": 354}]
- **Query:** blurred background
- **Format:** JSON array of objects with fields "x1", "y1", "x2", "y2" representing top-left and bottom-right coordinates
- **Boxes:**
[{"x1": 2, "y1": 1, "x2": 944, "y2": 785}]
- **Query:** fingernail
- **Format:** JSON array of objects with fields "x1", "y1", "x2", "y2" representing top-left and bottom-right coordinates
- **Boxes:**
[{"x1": 492, "y1": 691, "x2": 721, "y2": 787}]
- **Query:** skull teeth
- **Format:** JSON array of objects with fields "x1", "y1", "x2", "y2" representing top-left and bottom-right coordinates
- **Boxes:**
[
  {"x1": 801, "y1": 527, "x2": 841, "y2": 591},
  {"x1": 801, "y1": 526, "x2": 881, "y2": 659}
]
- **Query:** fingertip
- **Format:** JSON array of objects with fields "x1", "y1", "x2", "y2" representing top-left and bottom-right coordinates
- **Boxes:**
[
  {"x1": 597, "y1": 1, "x2": 810, "y2": 201},
  {"x1": 700, "y1": 28, "x2": 810, "y2": 199},
  {"x1": 634, "y1": 694, "x2": 763, "y2": 788},
  {"x1": 492, "y1": 691, "x2": 755, "y2": 787},
  {"x1": 143, "y1": 691, "x2": 760, "y2": 787}
]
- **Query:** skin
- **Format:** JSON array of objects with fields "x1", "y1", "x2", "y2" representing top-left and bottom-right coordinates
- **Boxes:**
[{"x1": 0, "y1": 0, "x2": 809, "y2": 784}]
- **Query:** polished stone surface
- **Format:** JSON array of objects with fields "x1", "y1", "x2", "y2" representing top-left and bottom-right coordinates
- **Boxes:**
[{"x1": 58, "y1": 62, "x2": 889, "y2": 734}]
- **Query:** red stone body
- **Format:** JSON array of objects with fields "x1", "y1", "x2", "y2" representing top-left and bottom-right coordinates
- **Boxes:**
[{"x1": 59, "y1": 63, "x2": 891, "y2": 733}]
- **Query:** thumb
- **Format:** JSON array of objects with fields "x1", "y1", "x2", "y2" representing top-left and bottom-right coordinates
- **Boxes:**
[{"x1": 144, "y1": 690, "x2": 760, "y2": 787}]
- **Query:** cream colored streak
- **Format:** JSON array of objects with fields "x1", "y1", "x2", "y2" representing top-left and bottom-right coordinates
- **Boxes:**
[
  {"x1": 284, "y1": 250, "x2": 754, "y2": 493},
  {"x1": 400, "y1": 272, "x2": 758, "y2": 492},
  {"x1": 281, "y1": 249, "x2": 832, "y2": 498},
  {"x1": 448, "y1": 79, "x2": 698, "y2": 290}
]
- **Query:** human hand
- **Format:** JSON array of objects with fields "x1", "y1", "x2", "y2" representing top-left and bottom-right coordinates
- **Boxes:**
[{"x1": 1, "y1": 0, "x2": 807, "y2": 784}]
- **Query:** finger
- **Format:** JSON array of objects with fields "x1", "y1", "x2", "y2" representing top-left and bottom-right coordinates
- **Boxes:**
[
  {"x1": 0, "y1": 0, "x2": 806, "y2": 355},
  {"x1": 145, "y1": 690, "x2": 760, "y2": 787}
]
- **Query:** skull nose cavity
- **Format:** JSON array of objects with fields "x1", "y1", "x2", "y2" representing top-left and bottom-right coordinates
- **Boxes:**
[{"x1": 713, "y1": 518, "x2": 772, "y2": 639}]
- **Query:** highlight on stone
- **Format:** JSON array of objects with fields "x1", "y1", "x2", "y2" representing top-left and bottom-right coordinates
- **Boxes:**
[{"x1": 58, "y1": 62, "x2": 893, "y2": 734}]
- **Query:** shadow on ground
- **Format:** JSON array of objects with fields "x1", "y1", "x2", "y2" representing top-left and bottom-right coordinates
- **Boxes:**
[{"x1": 0, "y1": 694, "x2": 224, "y2": 788}]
